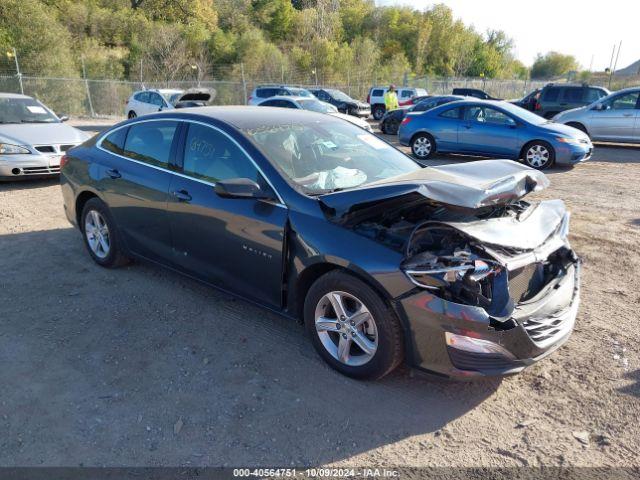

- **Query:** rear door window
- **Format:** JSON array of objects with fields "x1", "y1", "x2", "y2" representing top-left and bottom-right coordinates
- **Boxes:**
[
  {"x1": 563, "y1": 88, "x2": 584, "y2": 102},
  {"x1": 102, "y1": 127, "x2": 128, "y2": 155},
  {"x1": 256, "y1": 88, "x2": 277, "y2": 98},
  {"x1": 440, "y1": 107, "x2": 461, "y2": 119},
  {"x1": 123, "y1": 121, "x2": 179, "y2": 168},
  {"x1": 134, "y1": 92, "x2": 150, "y2": 103},
  {"x1": 542, "y1": 87, "x2": 560, "y2": 102}
]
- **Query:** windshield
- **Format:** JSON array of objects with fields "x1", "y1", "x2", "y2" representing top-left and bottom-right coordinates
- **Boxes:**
[
  {"x1": 290, "y1": 88, "x2": 313, "y2": 98},
  {"x1": 298, "y1": 99, "x2": 337, "y2": 113},
  {"x1": 326, "y1": 89, "x2": 353, "y2": 102},
  {"x1": 244, "y1": 120, "x2": 421, "y2": 194},
  {"x1": 497, "y1": 102, "x2": 548, "y2": 125},
  {"x1": 0, "y1": 97, "x2": 59, "y2": 124}
]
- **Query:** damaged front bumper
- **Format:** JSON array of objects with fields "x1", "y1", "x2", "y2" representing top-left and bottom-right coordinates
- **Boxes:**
[{"x1": 396, "y1": 260, "x2": 580, "y2": 379}]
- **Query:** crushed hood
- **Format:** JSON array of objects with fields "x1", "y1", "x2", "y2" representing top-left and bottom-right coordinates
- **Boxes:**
[{"x1": 320, "y1": 160, "x2": 549, "y2": 218}]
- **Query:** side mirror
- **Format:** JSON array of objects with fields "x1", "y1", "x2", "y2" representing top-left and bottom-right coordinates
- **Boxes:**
[
  {"x1": 58, "y1": 115, "x2": 69, "y2": 122},
  {"x1": 214, "y1": 178, "x2": 271, "y2": 200}
]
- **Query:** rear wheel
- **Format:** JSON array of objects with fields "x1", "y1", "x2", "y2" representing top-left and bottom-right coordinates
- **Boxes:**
[
  {"x1": 411, "y1": 133, "x2": 435, "y2": 159},
  {"x1": 127, "y1": 111, "x2": 137, "y2": 119},
  {"x1": 386, "y1": 118, "x2": 400, "y2": 135},
  {"x1": 81, "y1": 198, "x2": 130, "y2": 268},
  {"x1": 522, "y1": 141, "x2": 555, "y2": 170},
  {"x1": 304, "y1": 271, "x2": 404, "y2": 380},
  {"x1": 373, "y1": 105, "x2": 385, "y2": 120}
]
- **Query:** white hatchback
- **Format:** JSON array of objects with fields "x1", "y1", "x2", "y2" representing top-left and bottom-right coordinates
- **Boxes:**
[{"x1": 125, "y1": 89, "x2": 212, "y2": 118}]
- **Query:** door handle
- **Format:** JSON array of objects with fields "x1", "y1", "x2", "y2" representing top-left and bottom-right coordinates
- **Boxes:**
[
  {"x1": 171, "y1": 189, "x2": 192, "y2": 202},
  {"x1": 106, "y1": 168, "x2": 121, "y2": 179}
]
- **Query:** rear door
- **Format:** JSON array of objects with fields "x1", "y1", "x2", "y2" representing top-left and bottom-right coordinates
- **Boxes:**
[
  {"x1": 167, "y1": 121, "x2": 288, "y2": 308},
  {"x1": 458, "y1": 105, "x2": 519, "y2": 156},
  {"x1": 589, "y1": 90, "x2": 640, "y2": 141},
  {"x1": 98, "y1": 120, "x2": 180, "y2": 263}
]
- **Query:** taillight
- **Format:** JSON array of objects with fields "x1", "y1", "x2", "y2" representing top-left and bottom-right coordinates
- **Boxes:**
[
  {"x1": 60, "y1": 155, "x2": 69, "y2": 169},
  {"x1": 367, "y1": 93, "x2": 371, "y2": 104},
  {"x1": 401, "y1": 117, "x2": 412, "y2": 125}
]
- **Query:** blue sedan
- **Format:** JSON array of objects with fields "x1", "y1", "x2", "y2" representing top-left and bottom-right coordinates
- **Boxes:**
[{"x1": 398, "y1": 99, "x2": 593, "y2": 169}]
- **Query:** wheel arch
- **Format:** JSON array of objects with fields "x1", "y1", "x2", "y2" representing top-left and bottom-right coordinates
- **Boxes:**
[
  {"x1": 75, "y1": 190, "x2": 101, "y2": 227},
  {"x1": 519, "y1": 138, "x2": 555, "y2": 160},
  {"x1": 565, "y1": 121, "x2": 590, "y2": 136}
]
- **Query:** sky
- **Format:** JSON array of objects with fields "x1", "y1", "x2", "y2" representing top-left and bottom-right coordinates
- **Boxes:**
[{"x1": 376, "y1": 0, "x2": 638, "y2": 71}]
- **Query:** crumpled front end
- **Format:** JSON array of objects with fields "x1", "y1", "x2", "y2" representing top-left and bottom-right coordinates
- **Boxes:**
[{"x1": 396, "y1": 200, "x2": 580, "y2": 378}]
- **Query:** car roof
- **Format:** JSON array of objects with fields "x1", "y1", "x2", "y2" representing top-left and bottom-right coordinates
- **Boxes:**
[
  {"x1": 149, "y1": 106, "x2": 343, "y2": 130},
  {"x1": 259, "y1": 96, "x2": 309, "y2": 103},
  {"x1": 0, "y1": 92, "x2": 33, "y2": 99}
]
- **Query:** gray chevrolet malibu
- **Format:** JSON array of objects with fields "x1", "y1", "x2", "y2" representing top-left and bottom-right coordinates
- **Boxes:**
[{"x1": 0, "y1": 93, "x2": 89, "y2": 179}]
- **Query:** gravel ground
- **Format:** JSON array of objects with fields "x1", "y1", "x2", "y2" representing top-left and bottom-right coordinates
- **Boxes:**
[{"x1": 0, "y1": 119, "x2": 638, "y2": 468}]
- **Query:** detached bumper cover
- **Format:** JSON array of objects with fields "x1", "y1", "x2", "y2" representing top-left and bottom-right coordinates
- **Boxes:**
[{"x1": 397, "y1": 262, "x2": 580, "y2": 379}]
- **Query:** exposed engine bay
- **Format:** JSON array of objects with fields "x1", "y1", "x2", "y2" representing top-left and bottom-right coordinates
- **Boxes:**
[{"x1": 318, "y1": 161, "x2": 580, "y2": 324}]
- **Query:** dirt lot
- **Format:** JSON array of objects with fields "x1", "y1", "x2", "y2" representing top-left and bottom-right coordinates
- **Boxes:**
[{"x1": 0, "y1": 120, "x2": 639, "y2": 469}]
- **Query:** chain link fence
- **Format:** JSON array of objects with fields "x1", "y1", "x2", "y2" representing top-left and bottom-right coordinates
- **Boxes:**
[{"x1": 0, "y1": 73, "x2": 559, "y2": 118}]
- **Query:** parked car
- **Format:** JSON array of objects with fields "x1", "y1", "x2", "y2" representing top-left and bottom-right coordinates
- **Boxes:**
[
  {"x1": 0, "y1": 93, "x2": 89, "y2": 179},
  {"x1": 309, "y1": 88, "x2": 371, "y2": 118},
  {"x1": 61, "y1": 107, "x2": 580, "y2": 380},
  {"x1": 552, "y1": 87, "x2": 640, "y2": 142},
  {"x1": 367, "y1": 86, "x2": 429, "y2": 120},
  {"x1": 125, "y1": 88, "x2": 212, "y2": 118},
  {"x1": 452, "y1": 88, "x2": 499, "y2": 100},
  {"x1": 535, "y1": 83, "x2": 609, "y2": 119},
  {"x1": 257, "y1": 96, "x2": 372, "y2": 132},
  {"x1": 247, "y1": 85, "x2": 315, "y2": 106},
  {"x1": 380, "y1": 95, "x2": 465, "y2": 135},
  {"x1": 398, "y1": 99, "x2": 593, "y2": 169},
  {"x1": 510, "y1": 88, "x2": 542, "y2": 111}
]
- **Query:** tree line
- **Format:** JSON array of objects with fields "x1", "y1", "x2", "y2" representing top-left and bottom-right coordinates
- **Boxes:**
[{"x1": 0, "y1": 0, "x2": 580, "y2": 84}]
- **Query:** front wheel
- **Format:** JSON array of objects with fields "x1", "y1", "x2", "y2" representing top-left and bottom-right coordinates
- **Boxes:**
[
  {"x1": 411, "y1": 133, "x2": 435, "y2": 159},
  {"x1": 127, "y1": 111, "x2": 137, "y2": 119},
  {"x1": 304, "y1": 271, "x2": 404, "y2": 380},
  {"x1": 522, "y1": 141, "x2": 555, "y2": 170}
]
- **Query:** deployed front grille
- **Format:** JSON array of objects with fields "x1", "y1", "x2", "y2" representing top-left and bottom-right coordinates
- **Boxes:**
[
  {"x1": 522, "y1": 306, "x2": 573, "y2": 344},
  {"x1": 508, "y1": 263, "x2": 545, "y2": 302},
  {"x1": 447, "y1": 347, "x2": 515, "y2": 372},
  {"x1": 35, "y1": 145, "x2": 55, "y2": 153}
]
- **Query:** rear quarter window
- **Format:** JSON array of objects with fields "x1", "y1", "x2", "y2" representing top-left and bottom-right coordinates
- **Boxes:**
[
  {"x1": 256, "y1": 88, "x2": 277, "y2": 98},
  {"x1": 371, "y1": 89, "x2": 384, "y2": 97},
  {"x1": 563, "y1": 88, "x2": 584, "y2": 102}
]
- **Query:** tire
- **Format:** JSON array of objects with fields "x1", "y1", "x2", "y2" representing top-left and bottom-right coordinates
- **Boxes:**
[
  {"x1": 128, "y1": 111, "x2": 137, "y2": 119},
  {"x1": 386, "y1": 118, "x2": 400, "y2": 135},
  {"x1": 410, "y1": 133, "x2": 436, "y2": 159},
  {"x1": 522, "y1": 141, "x2": 555, "y2": 170},
  {"x1": 81, "y1": 198, "x2": 130, "y2": 268},
  {"x1": 304, "y1": 270, "x2": 404, "y2": 380},
  {"x1": 373, "y1": 105, "x2": 385, "y2": 120}
]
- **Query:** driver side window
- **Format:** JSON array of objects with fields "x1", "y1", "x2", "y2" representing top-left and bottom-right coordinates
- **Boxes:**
[
  {"x1": 182, "y1": 123, "x2": 260, "y2": 184},
  {"x1": 606, "y1": 92, "x2": 640, "y2": 110}
]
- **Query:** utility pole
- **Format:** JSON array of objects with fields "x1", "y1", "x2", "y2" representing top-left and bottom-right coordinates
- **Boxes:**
[
  {"x1": 81, "y1": 57, "x2": 95, "y2": 117},
  {"x1": 240, "y1": 63, "x2": 247, "y2": 105},
  {"x1": 609, "y1": 40, "x2": 622, "y2": 88},
  {"x1": 9, "y1": 48, "x2": 24, "y2": 95}
]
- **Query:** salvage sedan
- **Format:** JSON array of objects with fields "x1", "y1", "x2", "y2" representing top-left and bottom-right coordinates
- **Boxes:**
[
  {"x1": 61, "y1": 107, "x2": 580, "y2": 380},
  {"x1": 0, "y1": 93, "x2": 89, "y2": 179}
]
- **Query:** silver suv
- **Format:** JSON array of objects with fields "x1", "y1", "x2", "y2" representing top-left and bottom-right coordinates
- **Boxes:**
[
  {"x1": 247, "y1": 85, "x2": 315, "y2": 105},
  {"x1": 553, "y1": 87, "x2": 640, "y2": 143}
]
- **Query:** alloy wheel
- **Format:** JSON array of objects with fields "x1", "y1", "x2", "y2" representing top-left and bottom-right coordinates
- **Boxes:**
[
  {"x1": 84, "y1": 210, "x2": 110, "y2": 259},
  {"x1": 314, "y1": 291, "x2": 378, "y2": 367},
  {"x1": 526, "y1": 144, "x2": 550, "y2": 168},
  {"x1": 413, "y1": 136, "x2": 432, "y2": 158}
]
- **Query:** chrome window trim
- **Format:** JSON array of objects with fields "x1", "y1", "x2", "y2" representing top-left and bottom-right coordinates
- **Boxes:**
[{"x1": 96, "y1": 117, "x2": 286, "y2": 207}]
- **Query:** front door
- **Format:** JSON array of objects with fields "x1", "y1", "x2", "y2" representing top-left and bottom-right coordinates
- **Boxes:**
[
  {"x1": 458, "y1": 105, "x2": 519, "y2": 157},
  {"x1": 589, "y1": 90, "x2": 640, "y2": 142},
  {"x1": 167, "y1": 122, "x2": 287, "y2": 308},
  {"x1": 99, "y1": 120, "x2": 180, "y2": 263}
]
